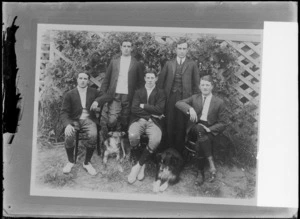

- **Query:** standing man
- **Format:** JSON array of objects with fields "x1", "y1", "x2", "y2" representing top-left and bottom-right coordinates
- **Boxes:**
[
  {"x1": 157, "y1": 39, "x2": 200, "y2": 154},
  {"x1": 127, "y1": 69, "x2": 166, "y2": 184},
  {"x1": 91, "y1": 39, "x2": 144, "y2": 132},
  {"x1": 60, "y1": 72, "x2": 101, "y2": 176},
  {"x1": 175, "y1": 75, "x2": 227, "y2": 182}
]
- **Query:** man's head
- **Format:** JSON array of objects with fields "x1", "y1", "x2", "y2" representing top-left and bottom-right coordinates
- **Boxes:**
[
  {"x1": 144, "y1": 68, "x2": 158, "y2": 89},
  {"x1": 175, "y1": 39, "x2": 188, "y2": 59},
  {"x1": 76, "y1": 72, "x2": 90, "y2": 88},
  {"x1": 120, "y1": 39, "x2": 133, "y2": 57},
  {"x1": 199, "y1": 75, "x2": 214, "y2": 96}
]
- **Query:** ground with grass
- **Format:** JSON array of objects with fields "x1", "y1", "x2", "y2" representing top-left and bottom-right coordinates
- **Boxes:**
[{"x1": 34, "y1": 137, "x2": 256, "y2": 199}]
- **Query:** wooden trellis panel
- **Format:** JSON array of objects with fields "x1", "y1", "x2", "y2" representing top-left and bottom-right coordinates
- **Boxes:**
[{"x1": 224, "y1": 40, "x2": 261, "y2": 122}]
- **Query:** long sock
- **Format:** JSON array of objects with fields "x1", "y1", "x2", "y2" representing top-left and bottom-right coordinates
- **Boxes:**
[
  {"x1": 138, "y1": 148, "x2": 151, "y2": 166},
  {"x1": 84, "y1": 147, "x2": 95, "y2": 165},
  {"x1": 66, "y1": 147, "x2": 75, "y2": 163}
]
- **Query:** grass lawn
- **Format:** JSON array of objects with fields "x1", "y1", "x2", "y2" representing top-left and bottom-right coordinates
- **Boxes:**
[{"x1": 34, "y1": 137, "x2": 256, "y2": 199}]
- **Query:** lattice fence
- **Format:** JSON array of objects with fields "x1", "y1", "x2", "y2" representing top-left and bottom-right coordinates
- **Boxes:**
[{"x1": 221, "y1": 40, "x2": 261, "y2": 126}]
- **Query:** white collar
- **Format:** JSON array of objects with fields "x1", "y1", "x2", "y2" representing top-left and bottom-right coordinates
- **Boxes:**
[
  {"x1": 202, "y1": 93, "x2": 212, "y2": 99},
  {"x1": 121, "y1": 55, "x2": 131, "y2": 59},
  {"x1": 177, "y1": 56, "x2": 186, "y2": 64},
  {"x1": 77, "y1": 86, "x2": 88, "y2": 92},
  {"x1": 145, "y1": 84, "x2": 156, "y2": 91}
]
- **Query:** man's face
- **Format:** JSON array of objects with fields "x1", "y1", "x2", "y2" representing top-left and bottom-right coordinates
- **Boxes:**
[
  {"x1": 199, "y1": 79, "x2": 213, "y2": 96},
  {"x1": 176, "y1": 42, "x2": 188, "y2": 59},
  {"x1": 77, "y1": 73, "x2": 89, "y2": 88},
  {"x1": 144, "y1": 73, "x2": 157, "y2": 89},
  {"x1": 120, "y1": 41, "x2": 133, "y2": 56}
]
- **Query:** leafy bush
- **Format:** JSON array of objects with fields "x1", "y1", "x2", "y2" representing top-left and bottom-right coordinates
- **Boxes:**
[{"x1": 38, "y1": 30, "x2": 258, "y2": 168}]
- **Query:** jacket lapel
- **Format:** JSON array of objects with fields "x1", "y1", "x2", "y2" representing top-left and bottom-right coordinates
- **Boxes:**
[
  {"x1": 113, "y1": 57, "x2": 121, "y2": 83},
  {"x1": 148, "y1": 87, "x2": 157, "y2": 104},
  {"x1": 86, "y1": 87, "x2": 91, "y2": 107},
  {"x1": 197, "y1": 94, "x2": 203, "y2": 116},
  {"x1": 181, "y1": 59, "x2": 188, "y2": 74},
  {"x1": 141, "y1": 87, "x2": 148, "y2": 103},
  {"x1": 74, "y1": 88, "x2": 82, "y2": 108},
  {"x1": 128, "y1": 56, "x2": 135, "y2": 73},
  {"x1": 207, "y1": 95, "x2": 215, "y2": 118},
  {"x1": 171, "y1": 59, "x2": 176, "y2": 76}
]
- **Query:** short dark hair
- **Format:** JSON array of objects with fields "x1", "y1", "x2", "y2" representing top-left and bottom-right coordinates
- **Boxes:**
[
  {"x1": 120, "y1": 38, "x2": 133, "y2": 46},
  {"x1": 76, "y1": 72, "x2": 91, "y2": 79},
  {"x1": 176, "y1": 38, "x2": 189, "y2": 47},
  {"x1": 200, "y1": 75, "x2": 214, "y2": 85},
  {"x1": 144, "y1": 68, "x2": 158, "y2": 77}
]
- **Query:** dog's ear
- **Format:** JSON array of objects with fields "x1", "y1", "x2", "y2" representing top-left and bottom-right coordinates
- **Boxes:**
[{"x1": 107, "y1": 131, "x2": 113, "y2": 136}]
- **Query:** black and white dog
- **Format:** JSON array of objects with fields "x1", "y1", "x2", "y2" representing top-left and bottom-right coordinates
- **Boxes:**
[
  {"x1": 102, "y1": 131, "x2": 126, "y2": 164},
  {"x1": 153, "y1": 148, "x2": 184, "y2": 192}
]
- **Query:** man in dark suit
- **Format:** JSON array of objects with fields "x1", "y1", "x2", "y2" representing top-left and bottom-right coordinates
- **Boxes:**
[
  {"x1": 91, "y1": 39, "x2": 144, "y2": 132},
  {"x1": 176, "y1": 75, "x2": 227, "y2": 182},
  {"x1": 157, "y1": 39, "x2": 200, "y2": 154},
  {"x1": 127, "y1": 69, "x2": 166, "y2": 184},
  {"x1": 60, "y1": 72, "x2": 101, "y2": 176}
]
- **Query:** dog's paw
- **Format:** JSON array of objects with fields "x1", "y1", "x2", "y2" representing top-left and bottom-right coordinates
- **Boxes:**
[
  {"x1": 159, "y1": 182, "x2": 169, "y2": 192},
  {"x1": 153, "y1": 181, "x2": 160, "y2": 193}
]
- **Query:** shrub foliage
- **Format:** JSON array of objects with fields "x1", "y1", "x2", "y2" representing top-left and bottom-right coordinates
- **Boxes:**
[{"x1": 38, "y1": 30, "x2": 258, "y2": 168}]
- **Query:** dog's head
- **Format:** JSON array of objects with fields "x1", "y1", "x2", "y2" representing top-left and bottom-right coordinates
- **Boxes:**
[
  {"x1": 156, "y1": 149, "x2": 183, "y2": 172},
  {"x1": 107, "y1": 131, "x2": 125, "y2": 144}
]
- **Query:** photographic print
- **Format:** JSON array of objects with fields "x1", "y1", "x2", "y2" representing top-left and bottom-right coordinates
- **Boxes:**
[{"x1": 30, "y1": 24, "x2": 262, "y2": 205}]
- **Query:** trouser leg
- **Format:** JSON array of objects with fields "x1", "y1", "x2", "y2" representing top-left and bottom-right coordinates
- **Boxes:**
[
  {"x1": 128, "y1": 119, "x2": 146, "y2": 163},
  {"x1": 145, "y1": 120, "x2": 162, "y2": 153},
  {"x1": 80, "y1": 118, "x2": 97, "y2": 164}
]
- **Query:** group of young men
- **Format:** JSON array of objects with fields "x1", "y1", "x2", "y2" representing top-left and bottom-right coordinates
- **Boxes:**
[{"x1": 60, "y1": 38, "x2": 227, "y2": 184}]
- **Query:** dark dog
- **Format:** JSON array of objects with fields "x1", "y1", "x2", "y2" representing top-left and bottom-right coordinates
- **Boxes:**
[
  {"x1": 103, "y1": 131, "x2": 126, "y2": 165},
  {"x1": 153, "y1": 148, "x2": 184, "y2": 192}
]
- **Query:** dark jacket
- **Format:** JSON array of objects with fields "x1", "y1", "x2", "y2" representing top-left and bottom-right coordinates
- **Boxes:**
[
  {"x1": 60, "y1": 87, "x2": 100, "y2": 128},
  {"x1": 157, "y1": 58, "x2": 200, "y2": 100},
  {"x1": 129, "y1": 86, "x2": 166, "y2": 131},
  {"x1": 99, "y1": 55, "x2": 144, "y2": 104},
  {"x1": 175, "y1": 93, "x2": 227, "y2": 136}
]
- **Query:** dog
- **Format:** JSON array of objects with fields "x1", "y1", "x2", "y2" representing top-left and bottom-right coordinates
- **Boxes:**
[
  {"x1": 102, "y1": 131, "x2": 126, "y2": 165},
  {"x1": 153, "y1": 148, "x2": 184, "y2": 193}
]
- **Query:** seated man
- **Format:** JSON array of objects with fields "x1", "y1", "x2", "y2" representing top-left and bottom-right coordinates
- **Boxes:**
[
  {"x1": 60, "y1": 72, "x2": 101, "y2": 176},
  {"x1": 127, "y1": 69, "x2": 166, "y2": 184},
  {"x1": 175, "y1": 75, "x2": 227, "y2": 183}
]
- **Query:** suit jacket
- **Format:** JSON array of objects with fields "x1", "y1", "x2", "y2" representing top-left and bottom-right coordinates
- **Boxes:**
[
  {"x1": 175, "y1": 93, "x2": 227, "y2": 136},
  {"x1": 157, "y1": 58, "x2": 200, "y2": 100},
  {"x1": 60, "y1": 87, "x2": 101, "y2": 128},
  {"x1": 129, "y1": 86, "x2": 166, "y2": 131},
  {"x1": 99, "y1": 55, "x2": 144, "y2": 103}
]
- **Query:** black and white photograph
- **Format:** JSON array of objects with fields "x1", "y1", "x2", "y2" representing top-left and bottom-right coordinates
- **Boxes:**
[
  {"x1": 30, "y1": 24, "x2": 262, "y2": 205},
  {"x1": 3, "y1": 2, "x2": 298, "y2": 217}
]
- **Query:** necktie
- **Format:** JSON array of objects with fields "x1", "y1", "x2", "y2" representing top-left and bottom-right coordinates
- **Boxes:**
[
  {"x1": 180, "y1": 59, "x2": 183, "y2": 65},
  {"x1": 203, "y1": 97, "x2": 206, "y2": 106}
]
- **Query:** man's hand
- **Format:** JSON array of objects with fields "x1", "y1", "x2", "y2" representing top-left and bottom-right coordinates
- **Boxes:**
[
  {"x1": 65, "y1": 124, "x2": 75, "y2": 137},
  {"x1": 139, "y1": 104, "x2": 144, "y2": 109},
  {"x1": 200, "y1": 124, "x2": 211, "y2": 132},
  {"x1": 188, "y1": 107, "x2": 198, "y2": 122},
  {"x1": 90, "y1": 101, "x2": 99, "y2": 111}
]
